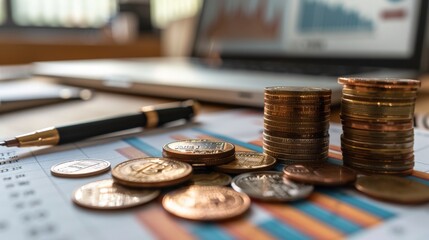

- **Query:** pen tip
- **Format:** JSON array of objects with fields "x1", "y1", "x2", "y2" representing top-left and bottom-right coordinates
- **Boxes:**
[{"x1": 0, "y1": 139, "x2": 19, "y2": 147}]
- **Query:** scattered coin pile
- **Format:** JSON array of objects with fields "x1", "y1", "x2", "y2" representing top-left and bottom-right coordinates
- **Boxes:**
[
  {"x1": 54, "y1": 138, "x2": 429, "y2": 221},
  {"x1": 263, "y1": 86, "x2": 331, "y2": 165},
  {"x1": 338, "y1": 78, "x2": 421, "y2": 175},
  {"x1": 67, "y1": 139, "x2": 290, "y2": 220}
]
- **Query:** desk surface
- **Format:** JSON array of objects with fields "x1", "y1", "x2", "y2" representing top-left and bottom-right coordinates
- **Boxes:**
[{"x1": 2, "y1": 77, "x2": 429, "y2": 240}]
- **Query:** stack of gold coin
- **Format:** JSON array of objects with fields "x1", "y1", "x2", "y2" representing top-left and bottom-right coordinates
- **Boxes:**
[
  {"x1": 338, "y1": 78, "x2": 420, "y2": 175},
  {"x1": 263, "y1": 86, "x2": 331, "y2": 164},
  {"x1": 162, "y1": 139, "x2": 235, "y2": 167}
]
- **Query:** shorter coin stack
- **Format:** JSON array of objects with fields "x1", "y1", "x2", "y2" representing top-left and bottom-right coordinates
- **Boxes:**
[
  {"x1": 263, "y1": 87, "x2": 331, "y2": 165},
  {"x1": 162, "y1": 139, "x2": 236, "y2": 167},
  {"x1": 338, "y1": 78, "x2": 421, "y2": 175}
]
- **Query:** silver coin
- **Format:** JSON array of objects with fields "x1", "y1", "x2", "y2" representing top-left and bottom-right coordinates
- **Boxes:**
[
  {"x1": 73, "y1": 179, "x2": 160, "y2": 210},
  {"x1": 231, "y1": 171, "x2": 314, "y2": 202},
  {"x1": 51, "y1": 158, "x2": 111, "y2": 178}
]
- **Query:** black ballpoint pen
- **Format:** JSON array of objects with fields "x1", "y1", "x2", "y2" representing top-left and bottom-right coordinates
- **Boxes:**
[{"x1": 0, "y1": 99, "x2": 200, "y2": 147}]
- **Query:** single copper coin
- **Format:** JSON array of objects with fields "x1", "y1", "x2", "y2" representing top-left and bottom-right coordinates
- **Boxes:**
[
  {"x1": 72, "y1": 179, "x2": 160, "y2": 210},
  {"x1": 355, "y1": 175, "x2": 429, "y2": 204},
  {"x1": 283, "y1": 164, "x2": 357, "y2": 186},
  {"x1": 112, "y1": 157, "x2": 192, "y2": 188},
  {"x1": 338, "y1": 77, "x2": 421, "y2": 88},
  {"x1": 162, "y1": 139, "x2": 235, "y2": 159},
  {"x1": 189, "y1": 172, "x2": 232, "y2": 186},
  {"x1": 51, "y1": 158, "x2": 110, "y2": 178},
  {"x1": 215, "y1": 152, "x2": 276, "y2": 174},
  {"x1": 162, "y1": 185, "x2": 250, "y2": 221}
]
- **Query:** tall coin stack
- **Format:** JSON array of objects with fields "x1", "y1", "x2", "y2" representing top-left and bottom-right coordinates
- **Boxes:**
[
  {"x1": 263, "y1": 87, "x2": 331, "y2": 165},
  {"x1": 338, "y1": 78, "x2": 421, "y2": 175}
]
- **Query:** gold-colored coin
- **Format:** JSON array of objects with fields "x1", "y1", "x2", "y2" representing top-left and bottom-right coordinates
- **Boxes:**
[
  {"x1": 263, "y1": 142, "x2": 329, "y2": 154},
  {"x1": 162, "y1": 151, "x2": 235, "y2": 166},
  {"x1": 264, "y1": 124, "x2": 328, "y2": 134},
  {"x1": 341, "y1": 105, "x2": 415, "y2": 117},
  {"x1": 341, "y1": 134, "x2": 414, "y2": 145},
  {"x1": 265, "y1": 92, "x2": 331, "y2": 99},
  {"x1": 342, "y1": 127, "x2": 414, "y2": 139},
  {"x1": 264, "y1": 118, "x2": 330, "y2": 128},
  {"x1": 341, "y1": 149, "x2": 414, "y2": 162},
  {"x1": 72, "y1": 179, "x2": 160, "y2": 210},
  {"x1": 264, "y1": 129, "x2": 329, "y2": 139},
  {"x1": 263, "y1": 137, "x2": 329, "y2": 149},
  {"x1": 341, "y1": 135, "x2": 414, "y2": 150},
  {"x1": 189, "y1": 172, "x2": 232, "y2": 186},
  {"x1": 341, "y1": 104, "x2": 414, "y2": 119},
  {"x1": 341, "y1": 119, "x2": 413, "y2": 132},
  {"x1": 50, "y1": 158, "x2": 111, "y2": 178},
  {"x1": 342, "y1": 93, "x2": 417, "y2": 103},
  {"x1": 264, "y1": 109, "x2": 330, "y2": 118},
  {"x1": 343, "y1": 158, "x2": 414, "y2": 167},
  {"x1": 265, "y1": 86, "x2": 332, "y2": 96},
  {"x1": 349, "y1": 167, "x2": 413, "y2": 176},
  {"x1": 162, "y1": 185, "x2": 251, "y2": 221},
  {"x1": 263, "y1": 132, "x2": 329, "y2": 144},
  {"x1": 264, "y1": 112, "x2": 330, "y2": 121},
  {"x1": 341, "y1": 141, "x2": 413, "y2": 154},
  {"x1": 263, "y1": 148, "x2": 328, "y2": 161},
  {"x1": 341, "y1": 97, "x2": 415, "y2": 107},
  {"x1": 355, "y1": 175, "x2": 429, "y2": 204},
  {"x1": 215, "y1": 152, "x2": 276, "y2": 174},
  {"x1": 342, "y1": 93, "x2": 417, "y2": 102},
  {"x1": 342, "y1": 151, "x2": 414, "y2": 162},
  {"x1": 264, "y1": 98, "x2": 331, "y2": 105},
  {"x1": 343, "y1": 84, "x2": 419, "y2": 96},
  {"x1": 112, "y1": 157, "x2": 192, "y2": 187},
  {"x1": 162, "y1": 139, "x2": 235, "y2": 159},
  {"x1": 338, "y1": 77, "x2": 421, "y2": 89},
  {"x1": 344, "y1": 160, "x2": 414, "y2": 171},
  {"x1": 275, "y1": 158, "x2": 327, "y2": 165},
  {"x1": 341, "y1": 113, "x2": 412, "y2": 122},
  {"x1": 264, "y1": 103, "x2": 330, "y2": 112}
]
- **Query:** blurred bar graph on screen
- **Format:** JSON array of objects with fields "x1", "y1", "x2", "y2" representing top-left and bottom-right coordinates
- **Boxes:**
[{"x1": 298, "y1": 0, "x2": 373, "y2": 33}]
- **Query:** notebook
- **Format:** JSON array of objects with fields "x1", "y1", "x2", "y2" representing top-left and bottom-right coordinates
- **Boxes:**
[{"x1": 33, "y1": 0, "x2": 428, "y2": 107}]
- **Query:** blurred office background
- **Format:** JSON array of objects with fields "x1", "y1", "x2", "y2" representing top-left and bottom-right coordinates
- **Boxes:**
[{"x1": 0, "y1": 0, "x2": 201, "y2": 64}]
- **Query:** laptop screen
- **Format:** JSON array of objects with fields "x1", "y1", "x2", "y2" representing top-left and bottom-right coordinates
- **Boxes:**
[{"x1": 193, "y1": 0, "x2": 427, "y2": 68}]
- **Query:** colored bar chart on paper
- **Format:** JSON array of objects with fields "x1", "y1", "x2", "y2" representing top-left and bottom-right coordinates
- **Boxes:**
[{"x1": 1, "y1": 109, "x2": 429, "y2": 240}]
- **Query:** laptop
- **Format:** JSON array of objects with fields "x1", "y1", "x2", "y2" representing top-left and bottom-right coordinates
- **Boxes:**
[{"x1": 33, "y1": 0, "x2": 428, "y2": 107}]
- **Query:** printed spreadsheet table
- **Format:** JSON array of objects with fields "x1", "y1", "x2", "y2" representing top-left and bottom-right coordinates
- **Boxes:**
[{"x1": 1, "y1": 110, "x2": 429, "y2": 240}]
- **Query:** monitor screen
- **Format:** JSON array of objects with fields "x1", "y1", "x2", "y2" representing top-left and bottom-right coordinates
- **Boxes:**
[{"x1": 195, "y1": 0, "x2": 422, "y2": 59}]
